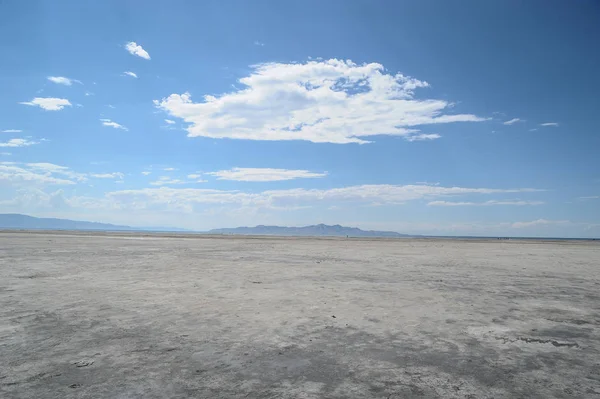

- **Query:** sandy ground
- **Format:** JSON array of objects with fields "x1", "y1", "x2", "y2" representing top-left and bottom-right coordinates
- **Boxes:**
[{"x1": 1, "y1": 231, "x2": 599, "y2": 399}]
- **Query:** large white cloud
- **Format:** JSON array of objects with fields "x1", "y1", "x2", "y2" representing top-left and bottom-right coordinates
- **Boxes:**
[
  {"x1": 207, "y1": 167, "x2": 327, "y2": 182},
  {"x1": 155, "y1": 59, "x2": 486, "y2": 144},
  {"x1": 20, "y1": 97, "x2": 72, "y2": 111}
]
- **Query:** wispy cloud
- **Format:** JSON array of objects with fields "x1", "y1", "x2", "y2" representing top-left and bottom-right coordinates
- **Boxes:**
[
  {"x1": 91, "y1": 172, "x2": 125, "y2": 179},
  {"x1": 107, "y1": 104, "x2": 116, "y2": 109},
  {"x1": 511, "y1": 219, "x2": 568, "y2": 228},
  {"x1": 123, "y1": 71, "x2": 138, "y2": 78},
  {"x1": 20, "y1": 97, "x2": 71, "y2": 111},
  {"x1": 125, "y1": 41, "x2": 151, "y2": 60},
  {"x1": 0, "y1": 138, "x2": 40, "y2": 147},
  {"x1": 141, "y1": 171, "x2": 151, "y2": 176},
  {"x1": 26, "y1": 162, "x2": 87, "y2": 182},
  {"x1": 155, "y1": 59, "x2": 486, "y2": 144},
  {"x1": 0, "y1": 162, "x2": 88, "y2": 186},
  {"x1": 503, "y1": 118, "x2": 522, "y2": 125},
  {"x1": 540, "y1": 122, "x2": 559, "y2": 127},
  {"x1": 100, "y1": 119, "x2": 128, "y2": 131},
  {"x1": 105, "y1": 184, "x2": 544, "y2": 212},
  {"x1": 149, "y1": 176, "x2": 188, "y2": 186},
  {"x1": 0, "y1": 163, "x2": 75, "y2": 185},
  {"x1": 404, "y1": 133, "x2": 441, "y2": 142},
  {"x1": 163, "y1": 167, "x2": 177, "y2": 171},
  {"x1": 47, "y1": 76, "x2": 81, "y2": 86},
  {"x1": 206, "y1": 167, "x2": 328, "y2": 182},
  {"x1": 578, "y1": 195, "x2": 599, "y2": 200},
  {"x1": 2, "y1": 129, "x2": 22, "y2": 133},
  {"x1": 164, "y1": 119, "x2": 176, "y2": 124},
  {"x1": 428, "y1": 200, "x2": 544, "y2": 206},
  {"x1": 253, "y1": 41, "x2": 265, "y2": 46}
]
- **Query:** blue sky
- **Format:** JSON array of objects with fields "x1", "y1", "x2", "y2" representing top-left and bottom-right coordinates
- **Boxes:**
[{"x1": 1, "y1": 0, "x2": 599, "y2": 237}]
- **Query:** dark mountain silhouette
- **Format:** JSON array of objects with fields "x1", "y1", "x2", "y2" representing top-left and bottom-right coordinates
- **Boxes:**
[
  {"x1": 0, "y1": 214, "x2": 187, "y2": 232},
  {"x1": 0, "y1": 213, "x2": 133, "y2": 231},
  {"x1": 0, "y1": 214, "x2": 411, "y2": 237}
]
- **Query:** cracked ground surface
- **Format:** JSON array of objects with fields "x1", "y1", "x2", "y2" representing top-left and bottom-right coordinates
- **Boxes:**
[{"x1": 1, "y1": 231, "x2": 599, "y2": 398}]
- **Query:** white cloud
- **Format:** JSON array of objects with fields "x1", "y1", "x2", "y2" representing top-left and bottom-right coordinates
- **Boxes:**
[
  {"x1": 529, "y1": 128, "x2": 538, "y2": 132},
  {"x1": 85, "y1": 92, "x2": 94, "y2": 96},
  {"x1": 187, "y1": 173, "x2": 202, "y2": 179},
  {"x1": 107, "y1": 104, "x2": 116, "y2": 109},
  {"x1": 164, "y1": 119, "x2": 176, "y2": 124},
  {"x1": 1, "y1": 152, "x2": 11, "y2": 156},
  {"x1": 2, "y1": 129, "x2": 22, "y2": 133},
  {"x1": 123, "y1": 71, "x2": 138, "y2": 78},
  {"x1": 47, "y1": 76, "x2": 81, "y2": 86},
  {"x1": 511, "y1": 219, "x2": 569, "y2": 229},
  {"x1": 141, "y1": 171, "x2": 151, "y2": 176},
  {"x1": 20, "y1": 97, "x2": 71, "y2": 111},
  {"x1": 91, "y1": 172, "x2": 125, "y2": 179},
  {"x1": 428, "y1": 200, "x2": 544, "y2": 206},
  {"x1": 0, "y1": 138, "x2": 39, "y2": 147},
  {"x1": 254, "y1": 41, "x2": 265, "y2": 46},
  {"x1": 100, "y1": 119, "x2": 128, "y2": 131},
  {"x1": 0, "y1": 188, "x2": 72, "y2": 210},
  {"x1": 105, "y1": 183, "x2": 544, "y2": 210},
  {"x1": 579, "y1": 196, "x2": 599, "y2": 200},
  {"x1": 503, "y1": 118, "x2": 522, "y2": 125},
  {"x1": 149, "y1": 176, "x2": 188, "y2": 186},
  {"x1": 26, "y1": 162, "x2": 69, "y2": 172},
  {"x1": 155, "y1": 59, "x2": 486, "y2": 144},
  {"x1": 125, "y1": 41, "x2": 151, "y2": 60},
  {"x1": 540, "y1": 122, "x2": 559, "y2": 127},
  {"x1": 206, "y1": 167, "x2": 327, "y2": 182},
  {"x1": 163, "y1": 167, "x2": 177, "y2": 171},
  {"x1": 25, "y1": 162, "x2": 87, "y2": 182},
  {"x1": 404, "y1": 133, "x2": 441, "y2": 142},
  {"x1": 0, "y1": 163, "x2": 76, "y2": 185}
]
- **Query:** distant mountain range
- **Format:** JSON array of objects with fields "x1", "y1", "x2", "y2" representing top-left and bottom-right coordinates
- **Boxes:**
[
  {"x1": 0, "y1": 214, "x2": 188, "y2": 232},
  {"x1": 208, "y1": 224, "x2": 412, "y2": 237},
  {"x1": 0, "y1": 214, "x2": 411, "y2": 237}
]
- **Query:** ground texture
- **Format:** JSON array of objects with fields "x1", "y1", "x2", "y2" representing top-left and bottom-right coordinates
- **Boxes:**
[{"x1": 1, "y1": 231, "x2": 599, "y2": 398}]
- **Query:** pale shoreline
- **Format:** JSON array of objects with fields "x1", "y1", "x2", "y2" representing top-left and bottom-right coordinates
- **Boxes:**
[{"x1": 1, "y1": 229, "x2": 598, "y2": 244}]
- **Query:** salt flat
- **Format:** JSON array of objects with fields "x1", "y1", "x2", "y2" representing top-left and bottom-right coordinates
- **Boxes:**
[{"x1": 1, "y1": 231, "x2": 599, "y2": 398}]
